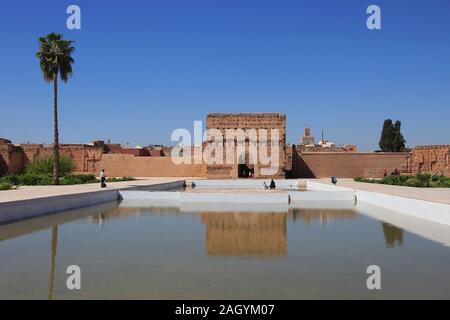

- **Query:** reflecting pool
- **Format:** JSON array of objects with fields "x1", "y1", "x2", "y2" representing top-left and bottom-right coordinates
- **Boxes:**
[{"x1": 1, "y1": 201, "x2": 450, "y2": 299}]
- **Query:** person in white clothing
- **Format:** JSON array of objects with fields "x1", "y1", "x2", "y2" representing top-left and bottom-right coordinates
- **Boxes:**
[{"x1": 100, "y1": 169, "x2": 107, "y2": 188}]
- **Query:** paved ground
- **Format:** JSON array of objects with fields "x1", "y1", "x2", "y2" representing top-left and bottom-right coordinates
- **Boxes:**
[
  {"x1": 315, "y1": 178, "x2": 450, "y2": 205},
  {"x1": 0, "y1": 178, "x2": 190, "y2": 203},
  {"x1": 187, "y1": 188, "x2": 287, "y2": 193},
  {"x1": 1, "y1": 177, "x2": 449, "y2": 205}
]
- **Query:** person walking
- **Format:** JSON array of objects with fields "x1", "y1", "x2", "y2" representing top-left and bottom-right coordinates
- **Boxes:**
[{"x1": 100, "y1": 169, "x2": 107, "y2": 188}]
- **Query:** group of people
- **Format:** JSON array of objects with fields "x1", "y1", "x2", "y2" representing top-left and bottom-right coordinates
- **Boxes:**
[
  {"x1": 385, "y1": 168, "x2": 400, "y2": 177},
  {"x1": 263, "y1": 180, "x2": 277, "y2": 190}
]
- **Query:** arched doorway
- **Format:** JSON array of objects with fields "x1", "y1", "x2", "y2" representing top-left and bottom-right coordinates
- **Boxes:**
[{"x1": 238, "y1": 153, "x2": 254, "y2": 178}]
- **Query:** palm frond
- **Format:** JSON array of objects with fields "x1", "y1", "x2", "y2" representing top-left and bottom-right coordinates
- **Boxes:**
[{"x1": 36, "y1": 33, "x2": 75, "y2": 83}]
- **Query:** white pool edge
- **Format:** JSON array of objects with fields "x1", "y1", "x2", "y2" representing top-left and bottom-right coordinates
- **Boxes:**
[
  {"x1": 2, "y1": 179, "x2": 449, "y2": 227},
  {"x1": 0, "y1": 180, "x2": 185, "y2": 224},
  {"x1": 307, "y1": 180, "x2": 450, "y2": 227}
]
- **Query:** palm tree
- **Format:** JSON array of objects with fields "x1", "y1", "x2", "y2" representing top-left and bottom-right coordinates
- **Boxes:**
[{"x1": 36, "y1": 33, "x2": 75, "y2": 185}]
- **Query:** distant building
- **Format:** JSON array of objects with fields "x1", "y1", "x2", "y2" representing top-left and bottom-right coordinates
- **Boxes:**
[
  {"x1": 299, "y1": 127, "x2": 356, "y2": 152},
  {"x1": 301, "y1": 127, "x2": 315, "y2": 146},
  {"x1": 318, "y1": 140, "x2": 336, "y2": 148}
]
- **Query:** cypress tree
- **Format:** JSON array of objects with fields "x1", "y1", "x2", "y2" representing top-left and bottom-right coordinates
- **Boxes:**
[
  {"x1": 392, "y1": 120, "x2": 406, "y2": 152},
  {"x1": 379, "y1": 119, "x2": 394, "y2": 152}
]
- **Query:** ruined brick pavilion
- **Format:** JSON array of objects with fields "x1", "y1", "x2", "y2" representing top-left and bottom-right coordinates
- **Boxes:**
[{"x1": 205, "y1": 113, "x2": 287, "y2": 179}]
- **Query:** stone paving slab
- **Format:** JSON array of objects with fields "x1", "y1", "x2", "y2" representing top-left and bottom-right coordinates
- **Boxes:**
[{"x1": 314, "y1": 178, "x2": 450, "y2": 205}]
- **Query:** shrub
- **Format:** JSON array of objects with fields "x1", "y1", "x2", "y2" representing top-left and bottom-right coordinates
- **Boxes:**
[
  {"x1": 355, "y1": 173, "x2": 450, "y2": 188},
  {"x1": 416, "y1": 173, "x2": 431, "y2": 187},
  {"x1": 405, "y1": 177, "x2": 425, "y2": 188},
  {"x1": 0, "y1": 175, "x2": 18, "y2": 185},
  {"x1": 0, "y1": 173, "x2": 108, "y2": 186},
  {"x1": 0, "y1": 172, "x2": 133, "y2": 186},
  {"x1": 0, "y1": 166, "x2": 135, "y2": 187},
  {"x1": 354, "y1": 177, "x2": 381, "y2": 184},
  {"x1": 430, "y1": 173, "x2": 450, "y2": 187},
  {"x1": 16, "y1": 173, "x2": 53, "y2": 186},
  {"x1": 25, "y1": 155, "x2": 76, "y2": 176},
  {"x1": 430, "y1": 181, "x2": 442, "y2": 188},
  {"x1": 380, "y1": 175, "x2": 401, "y2": 185},
  {"x1": 0, "y1": 182, "x2": 13, "y2": 191},
  {"x1": 60, "y1": 174, "x2": 97, "y2": 185}
]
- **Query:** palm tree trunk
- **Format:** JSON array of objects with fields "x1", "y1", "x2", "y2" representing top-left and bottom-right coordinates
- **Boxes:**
[{"x1": 53, "y1": 76, "x2": 60, "y2": 185}]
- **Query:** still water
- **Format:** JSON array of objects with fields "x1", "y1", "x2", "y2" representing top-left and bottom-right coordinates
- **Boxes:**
[{"x1": 1, "y1": 201, "x2": 450, "y2": 299}]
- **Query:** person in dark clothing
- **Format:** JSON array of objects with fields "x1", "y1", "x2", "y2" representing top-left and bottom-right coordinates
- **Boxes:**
[
  {"x1": 269, "y1": 180, "x2": 276, "y2": 190},
  {"x1": 331, "y1": 176, "x2": 338, "y2": 185}
]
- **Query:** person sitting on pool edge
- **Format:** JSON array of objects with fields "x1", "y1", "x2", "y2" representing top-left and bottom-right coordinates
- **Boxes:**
[{"x1": 269, "y1": 180, "x2": 276, "y2": 190}]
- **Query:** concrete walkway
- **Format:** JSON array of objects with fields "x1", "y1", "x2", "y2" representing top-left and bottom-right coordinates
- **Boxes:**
[
  {"x1": 2, "y1": 177, "x2": 449, "y2": 205},
  {"x1": 0, "y1": 178, "x2": 191, "y2": 203},
  {"x1": 314, "y1": 178, "x2": 450, "y2": 205}
]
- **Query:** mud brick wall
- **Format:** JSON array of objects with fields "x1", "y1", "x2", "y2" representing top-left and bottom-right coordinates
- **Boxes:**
[
  {"x1": 406, "y1": 145, "x2": 450, "y2": 176},
  {"x1": 296, "y1": 152, "x2": 410, "y2": 178},
  {"x1": 96, "y1": 154, "x2": 203, "y2": 177}
]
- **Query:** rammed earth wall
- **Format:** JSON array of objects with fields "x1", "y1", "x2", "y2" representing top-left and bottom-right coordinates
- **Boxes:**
[{"x1": 1, "y1": 138, "x2": 449, "y2": 179}]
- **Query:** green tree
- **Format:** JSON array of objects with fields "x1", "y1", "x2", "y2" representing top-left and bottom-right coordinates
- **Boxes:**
[
  {"x1": 25, "y1": 155, "x2": 76, "y2": 176},
  {"x1": 36, "y1": 33, "x2": 75, "y2": 185},
  {"x1": 379, "y1": 119, "x2": 394, "y2": 152},
  {"x1": 392, "y1": 120, "x2": 406, "y2": 152}
]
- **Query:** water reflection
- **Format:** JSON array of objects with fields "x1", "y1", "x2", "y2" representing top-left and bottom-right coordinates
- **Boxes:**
[
  {"x1": 0, "y1": 206, "x2": 360, "y2": 260},
  {"x1": 290, "y1": 208, "x2": 357, "y2": 226},
  {"x1": 0, "y1": 202, "x2": 118, "y2": 242},
  {"x1": 381, "y1": 222, "x2": 404, "y2": 248},
  {"x1": 0, "y1": 205, "x2": 395, "y2": 266},
  {"x1": 2, "y1": 202, "x2": 450, "y2": 300},
  {"x1": 200, "y1": 212, "x2": 287, "y2": 257},
  {"x1": 88, "y1": 207, "x2": 359, "y2": 257},
  {"x1": 91, "y1": 208, "x2": 289, "y2": 257},
  {"x1": 89, "y1": 206, "x2": 181, "y2": 224}
]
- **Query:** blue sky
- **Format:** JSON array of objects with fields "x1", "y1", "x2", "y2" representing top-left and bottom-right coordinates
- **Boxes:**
[{"x1": 0, "y1": 0, "x2": 449, "y2": 151}]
